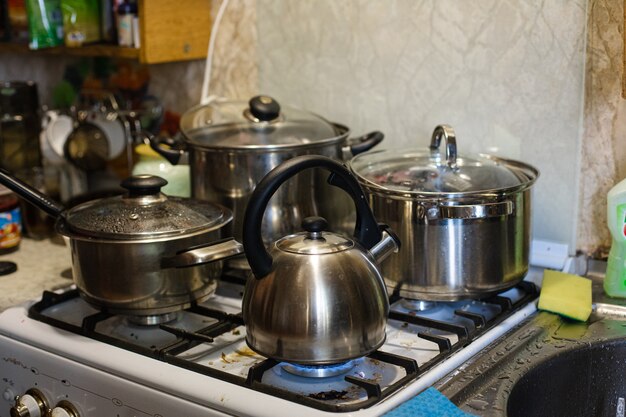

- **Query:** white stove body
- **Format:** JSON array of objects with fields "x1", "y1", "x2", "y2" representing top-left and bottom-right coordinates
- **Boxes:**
[{"x1": 0, "y1": 268, "x2": 544, "y2": 417}]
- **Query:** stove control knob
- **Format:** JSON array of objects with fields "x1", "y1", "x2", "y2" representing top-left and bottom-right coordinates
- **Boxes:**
[
  {"x1": 50, "y1": 400, "x2": 80, "y2": 417},
  {"x1": 9, "y1": 388, "x2": 49, "y2": 417}
]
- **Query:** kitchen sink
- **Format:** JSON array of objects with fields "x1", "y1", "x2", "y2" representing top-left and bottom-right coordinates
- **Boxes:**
[
  {"x1": 507, "y1": 340, "x2": 626, "y2": 417},
  {"x1": 436, "y1": 260, "x2": 626, "y2": 417}
]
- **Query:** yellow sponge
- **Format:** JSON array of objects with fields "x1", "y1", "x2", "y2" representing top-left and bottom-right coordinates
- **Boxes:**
[{"x1": 537, "y1": 270, "x2": 592, "y2": 321}]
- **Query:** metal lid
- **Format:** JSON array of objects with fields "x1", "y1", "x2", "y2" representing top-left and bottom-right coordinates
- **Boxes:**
[
  {"x1": 180, "y1": 95, "x2": 341, "y2": 150},
  {"x1": 350, "y1": 125, "x2": 538, "y2": 195},
  {"x1": 276, "y1": 217, "x2": 354, "y2": 254},
  {"x1": 65, "y1": 175, "x2": 230, "y2": 240}
]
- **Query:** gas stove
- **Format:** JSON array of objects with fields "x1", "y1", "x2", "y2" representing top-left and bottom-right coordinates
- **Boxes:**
[{"x1": 0, "y1": 268, "x2": 542, "y2": 417}]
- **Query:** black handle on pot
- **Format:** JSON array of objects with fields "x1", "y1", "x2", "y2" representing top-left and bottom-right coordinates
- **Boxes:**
[
  {"x1": 243, "y1": 155, "x2": 382, "y2": 279},
  {"x1": 349, "y1": 131, "x2": 384, "y2": 155},
  {"x1": 0, "y1": 168, "x2": 64, "y2": 218},
  {"x1": 147, "y1": 133, "x2": 187, "y2": 165}
]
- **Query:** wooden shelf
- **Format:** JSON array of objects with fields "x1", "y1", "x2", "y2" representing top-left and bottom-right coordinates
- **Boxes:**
[
  {"x1": 0, "y1": 42, "x2": 140, "y2": 60},
  {"x1": 0, "y1": 0, "x2": 211, "y2": 64}
]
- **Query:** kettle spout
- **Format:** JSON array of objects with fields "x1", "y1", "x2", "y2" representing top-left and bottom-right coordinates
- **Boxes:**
[{"x1": 369, "y1": 227, "x2": 400, "y2": 264}]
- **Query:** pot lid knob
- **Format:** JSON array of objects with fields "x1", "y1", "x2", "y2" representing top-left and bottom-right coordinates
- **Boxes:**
[
  {"x1": 429, "y1": 124, "x2": 457, "y2": 169},
  {"x1": 302, "y1": 216, "x2": 327, "y2": 239},
  {"x1": 121, "y1": 175, "x2": 168, "y2": 197},
  {"x1": 248, "y1": 95, "x2": 281, "y2": 121}
]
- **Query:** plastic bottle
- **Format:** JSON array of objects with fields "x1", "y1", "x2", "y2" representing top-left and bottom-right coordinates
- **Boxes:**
[
  {"x1": 605, "y1": 177, "x2": 626, "y2": 298},
  {"x1": 116, "y1": 0, "x2": 135, "y2": 47}
]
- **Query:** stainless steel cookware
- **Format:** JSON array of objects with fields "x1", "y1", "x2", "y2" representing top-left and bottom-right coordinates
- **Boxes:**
[
  {"x1": 349, "y1": 125, "x2": 539, "y2": 301},
  {"x1": 242, "y1": 155, "x2": 399, "y2": 364},
  {"x1": 0, "y1": 170, "x2": 243, "y2": 316},
  {"x1": 151, "y1": 95, "x2": 384, "y2": 252}
]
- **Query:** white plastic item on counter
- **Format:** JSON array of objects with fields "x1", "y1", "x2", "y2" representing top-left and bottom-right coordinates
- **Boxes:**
[
  {"x1": 605, "y1": 177, "x2": 626, "y2": 298},
  {"x1": 131, "y1": 143, "x2": 190, "y2": 197}
]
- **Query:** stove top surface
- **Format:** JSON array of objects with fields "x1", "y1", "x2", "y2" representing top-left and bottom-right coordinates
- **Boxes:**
[{"x1": 0, "y1": 271, "x2": 541, "y2": 416}]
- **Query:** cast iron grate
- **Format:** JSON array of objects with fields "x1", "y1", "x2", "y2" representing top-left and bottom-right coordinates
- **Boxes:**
[{"x1": 28, "y1": 280, "x2": 537, "y2": 413}]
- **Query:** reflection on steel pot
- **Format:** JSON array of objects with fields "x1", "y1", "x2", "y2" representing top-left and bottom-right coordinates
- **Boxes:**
[
  {"x1": 349, "y1": 124, "x2": 539, "y2": 301},
  {"x1": 242, "y1": 155, "x2": 399, "y2": 365},
  {"x1": 0, "y1": 170, "x2": 243, "y2": 316},
  {"x1": 151, "y1": 95, "x2": 384, "y2": 257}
]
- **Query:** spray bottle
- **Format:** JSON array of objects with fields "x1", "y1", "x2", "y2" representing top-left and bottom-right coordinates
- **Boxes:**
[{"x1": 605, "y1": 177, "x2": 626, "y2": 298}]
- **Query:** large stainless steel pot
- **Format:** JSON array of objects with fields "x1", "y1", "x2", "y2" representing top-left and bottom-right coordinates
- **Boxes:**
[
  {"x1": 0, "y1": 171, "x2": 243, "y2": 317},
  {"x1": 349, "y1": 125, "x2": 539, "y2": 301},
  {"x1": 152, "y1": 96, "x2": 384, "y2": 253},
  {"x1": 242, "y1": 155, "x2": 399, "y2": 365}
]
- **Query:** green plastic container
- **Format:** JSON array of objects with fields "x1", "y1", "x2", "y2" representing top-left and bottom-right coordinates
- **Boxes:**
[
  {"x1": 25, "y1": 0, "x2": 63, "y2": 49},
  {"x1": 605, "y1": 177, "x2": 626, "y2": 298}
]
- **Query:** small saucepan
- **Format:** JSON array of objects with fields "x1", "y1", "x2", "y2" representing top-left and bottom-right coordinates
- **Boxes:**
[{"x1": 0, "y1": 170, "x2": 243, "y2": 316}]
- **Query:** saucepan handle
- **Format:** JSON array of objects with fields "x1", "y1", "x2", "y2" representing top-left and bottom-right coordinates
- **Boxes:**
[
  {"x1": 0, "y1": 168, "x2": 65, "y2": 219},
  {"x1": 243, "y1": 155, "x2": 382, "y2": 279},
  {"x1": 161, "y1": 238, "x2": 244, "y2": 269}
]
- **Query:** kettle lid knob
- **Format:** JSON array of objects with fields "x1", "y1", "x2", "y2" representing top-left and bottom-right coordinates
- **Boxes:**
[{"x1": 302, "y1": 216, "x2": 327, "y2": 239}]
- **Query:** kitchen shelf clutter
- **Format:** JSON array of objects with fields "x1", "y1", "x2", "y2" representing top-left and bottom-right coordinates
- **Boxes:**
[{"x1": 0, "y1": 0, "x2": 212, "y2": 64}]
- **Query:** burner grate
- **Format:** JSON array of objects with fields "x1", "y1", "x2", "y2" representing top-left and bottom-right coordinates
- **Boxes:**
[{"x1": 28, "y1": 281, "x2": 538, "y2": 413}]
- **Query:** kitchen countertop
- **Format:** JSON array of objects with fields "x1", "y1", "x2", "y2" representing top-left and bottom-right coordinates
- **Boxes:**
[
  {"x1": 0, "y1": 236, "x2": 73, "y2": 311},
  {"x1": 436, "y1": 259, "x2": 626, "y2": 416}
]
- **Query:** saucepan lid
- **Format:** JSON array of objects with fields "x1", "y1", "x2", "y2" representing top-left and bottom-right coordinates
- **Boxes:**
[
  {"x1": 350, "y1": 125, "x2": 539, "y2": 196},
  {"x1": 65, "y1": 175, "x2": 231, "y2": 240}
]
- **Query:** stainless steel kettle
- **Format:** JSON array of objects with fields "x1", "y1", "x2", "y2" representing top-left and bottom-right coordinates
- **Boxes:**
[{"x1": 242, "y1": 155, "x2": 400, "y2": 365}]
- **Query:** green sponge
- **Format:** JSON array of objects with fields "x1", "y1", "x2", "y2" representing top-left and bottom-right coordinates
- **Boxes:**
[{"x1": 538, "y1": 270, "x2": 592, "y2": 321}]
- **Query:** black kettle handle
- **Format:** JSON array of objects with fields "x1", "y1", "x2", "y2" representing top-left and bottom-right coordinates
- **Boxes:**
[{"x1": 243, "y1": 155, "x2": 382, "y2": 279}]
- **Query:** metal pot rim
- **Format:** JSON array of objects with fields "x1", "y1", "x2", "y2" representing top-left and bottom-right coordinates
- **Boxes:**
[
  {"x1": 55, "y1": 215, "x2": 232, "y2": 243},
  {"x1": 181, "y1": 122, "x2": 350, "y2": 152},
  {"x1": 351, "y1": 153, "x2": 539, "y2": 200}
]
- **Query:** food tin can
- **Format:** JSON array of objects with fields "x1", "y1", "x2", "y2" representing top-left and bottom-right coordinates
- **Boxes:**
[{"x1": 0, "y1": 184, "x2": 21, "y2": 253}]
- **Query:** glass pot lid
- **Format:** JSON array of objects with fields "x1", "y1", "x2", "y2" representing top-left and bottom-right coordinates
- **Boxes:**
[
  {"x1": 179, "y1": 95, "x2": 342, "y2": 150},
  {"x1": 65, "y1": 175, "x2": 231, "y2": 240},
  {"x1": 350, "y1": 125, "x2": 539, "y2": 195}
]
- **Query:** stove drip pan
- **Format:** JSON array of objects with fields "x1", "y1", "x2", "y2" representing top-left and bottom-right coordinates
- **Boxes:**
[{"x1": 281, "y1": 360, "x2": 357, "y2": 378}]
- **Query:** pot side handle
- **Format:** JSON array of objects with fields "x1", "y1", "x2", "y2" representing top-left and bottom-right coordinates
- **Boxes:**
[
  {"x1": 161, "y1": 238, "x2": 243, "y2": 269},
  {"x1": 347, "y1": 131, "x2": 384, "y2": 156},
  {"x1": 146, "y1": 132, "x2": 187, "y2": 166},
  {"x1": 243, "y1": 155, "x2": 383, "y2": 279},
  {"x1": 437, "y1": 201, "x2": 514, "y2": 219}
]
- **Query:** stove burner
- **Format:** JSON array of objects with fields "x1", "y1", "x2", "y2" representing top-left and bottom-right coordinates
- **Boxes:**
[
  {"x1": 281, "y1": 360, "x2": 357, "y2": 378},
  {"x1": 400, "y1": 299, "x2": 438, "y2": 312},
  {"x1": 126, "y1": 312, "x2": 179, "y2": 326}
]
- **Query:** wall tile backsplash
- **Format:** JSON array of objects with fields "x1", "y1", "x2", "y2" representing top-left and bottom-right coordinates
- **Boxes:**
[{"x1": 257, "y1": 0, "x2": 587, "y2": 251}]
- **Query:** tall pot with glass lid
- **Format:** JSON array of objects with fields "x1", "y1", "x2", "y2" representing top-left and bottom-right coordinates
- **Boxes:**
[
  {"x1": 151, "y1": 95, "x2": 384, "y2": 259},
  {"x1": 349, "y1": 125, "x2": 539, "y2": 301}
]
